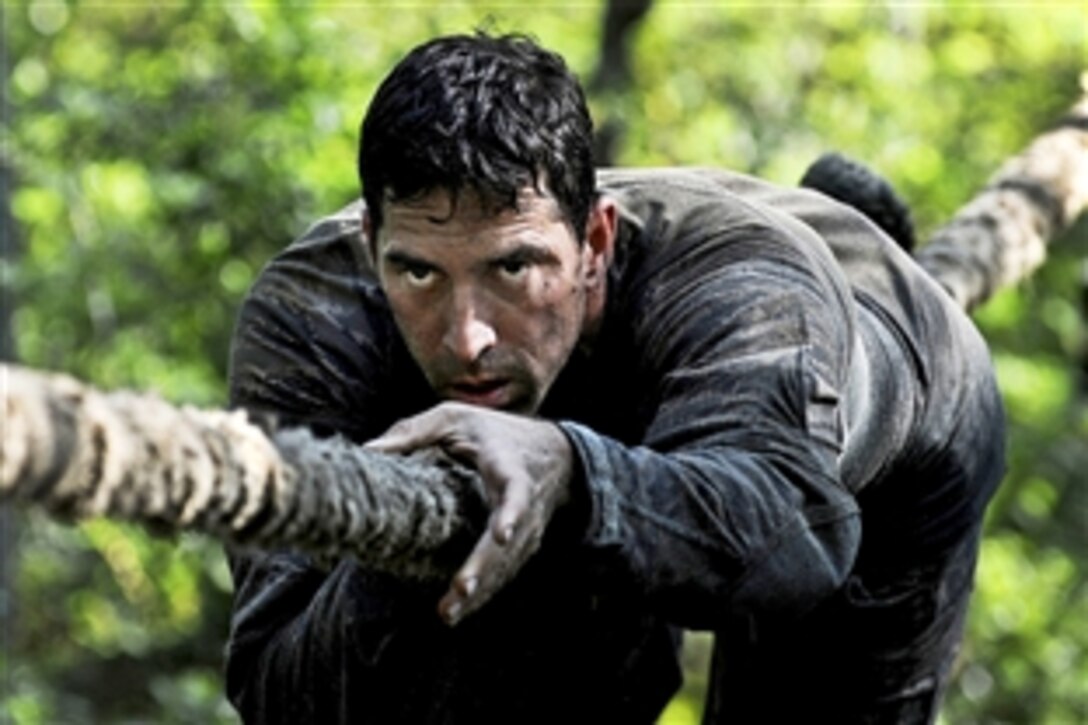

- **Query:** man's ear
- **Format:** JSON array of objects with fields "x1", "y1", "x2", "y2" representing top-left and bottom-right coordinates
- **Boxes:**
[{"x1": 583, "y1": 197, "x2": 617, "y2": 287}]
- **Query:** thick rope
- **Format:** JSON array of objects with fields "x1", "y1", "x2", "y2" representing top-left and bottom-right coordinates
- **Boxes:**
[
  {"x1": 0, "y1": 364, "x2": 486, "y2": 581},
  {"x1": 917, "y1": 83, "x2": 1088, "y2": 312}
]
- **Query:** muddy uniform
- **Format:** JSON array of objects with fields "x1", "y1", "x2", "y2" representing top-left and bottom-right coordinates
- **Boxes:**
[{"x1": 225, "y1": 168, "x2": 1004, "y2": 723}]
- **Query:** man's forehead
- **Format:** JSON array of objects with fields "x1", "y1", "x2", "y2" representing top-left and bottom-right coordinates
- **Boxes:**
[{"x1": 384, "y1": 185, "x2": 564, "y2": 225}]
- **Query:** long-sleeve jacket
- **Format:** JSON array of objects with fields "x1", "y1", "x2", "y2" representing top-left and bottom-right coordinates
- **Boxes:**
[{"x1": 225, "y1": 168, "x2": 1004, "y2": 723}]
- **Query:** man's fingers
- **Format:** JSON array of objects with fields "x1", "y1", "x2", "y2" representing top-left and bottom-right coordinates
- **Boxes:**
[
  {"x1": 364, "y1": 421, "x2": 417, "y2": 453},
  {"x1": 439, "y1": 531, "x2": 505, "y2": 626},
  {"x1": 365, "y1": 408, "x2": 449, "y2": 453}
]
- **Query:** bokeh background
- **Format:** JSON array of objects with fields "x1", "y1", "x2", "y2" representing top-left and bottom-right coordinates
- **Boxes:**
[{"x1": 2, "y1": 2, "x2": 1085, "y2": 723}]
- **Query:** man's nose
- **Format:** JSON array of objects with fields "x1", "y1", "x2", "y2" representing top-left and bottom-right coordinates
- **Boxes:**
[{"x1": 442, "y1": 290, "x2": 497, "y2": 363}]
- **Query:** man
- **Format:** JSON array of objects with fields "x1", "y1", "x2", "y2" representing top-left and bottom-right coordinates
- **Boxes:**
[{"x1": 225, "y1": 33, "x2": 1004, "y2": 723}]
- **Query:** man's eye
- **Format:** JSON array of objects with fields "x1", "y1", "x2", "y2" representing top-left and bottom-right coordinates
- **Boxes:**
[
  {"x1": 402, "y1": 265, "x2": 436, "y2": 287},
  {"x1": 497, "y1": 258, "x2": 529, "y2": 279}
]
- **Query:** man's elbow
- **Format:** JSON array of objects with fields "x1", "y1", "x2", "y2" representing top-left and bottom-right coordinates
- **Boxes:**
[{"x1": 732, "y1": 511, "x2": 861, "y2": 621}]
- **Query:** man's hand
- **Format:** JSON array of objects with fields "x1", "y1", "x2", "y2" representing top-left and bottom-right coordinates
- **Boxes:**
[{"x1": 366, "y1": 402, "x2": 574, "y2": 625}]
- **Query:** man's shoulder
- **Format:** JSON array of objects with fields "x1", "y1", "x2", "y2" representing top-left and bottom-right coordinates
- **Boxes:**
[
  {"x1": 243, "y1": 199, "x2": 376, "y2": 310},
  {"x1": 229, "y1": 199, "x2": 407, "y2": 434},
  {"x1": 597, "y1": 167, "x2": 802, "y2": 234},
  {"x1": 289, "y1": 199, "x2": 367, "y2": 257},
  {"x1": 232, "y1": 197, "x2": 391, "y2": 388},
  {"x1": 597, "y1": 166, "x2": 763, "y2": 197}
]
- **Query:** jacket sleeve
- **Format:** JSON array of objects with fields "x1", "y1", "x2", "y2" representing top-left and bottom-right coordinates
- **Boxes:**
[
  {"x1": 225, "y1": 547, "x2": 437, "y2": 722},
  {"x1": 562, "y1": 209, "x2": 864, "y2": 631},
  {"x1": 222, "y1": 245, "x2": 430, "y2": 723}
]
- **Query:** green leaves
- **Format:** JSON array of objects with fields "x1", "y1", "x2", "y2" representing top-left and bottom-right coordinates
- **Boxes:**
[{"x1": 3, "y1": 3, "x2": 1085, "y2": 723}]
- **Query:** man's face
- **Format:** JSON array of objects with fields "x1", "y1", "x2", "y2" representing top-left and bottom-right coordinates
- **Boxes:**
[{"x1": 371, "y1": 188, "x2": 612, "y2": 414}]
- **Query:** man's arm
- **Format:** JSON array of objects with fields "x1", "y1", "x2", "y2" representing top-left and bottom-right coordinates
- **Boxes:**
[
  {"x1": 571, "y1": 211, "x2": 863, "y2": 627},
  {"x1": 591, "y1": 227, "x2": 861, "y2": 627},
  {"x1": 222, "y1": 238, "x2": 438, "y2": 722}
]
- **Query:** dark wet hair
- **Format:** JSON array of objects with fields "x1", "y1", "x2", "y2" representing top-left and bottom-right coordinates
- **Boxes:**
[{"x1": 358, "y1": 32, "x2": 596, "y2": 239}]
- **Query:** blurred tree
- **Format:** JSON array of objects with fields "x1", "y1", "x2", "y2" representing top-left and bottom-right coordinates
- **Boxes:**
[
  {"x1": 1, "y1": 2, "x2": 1085, "y2": 723},
  {"x1": 590, "y1": 0, "x2": 654, "y2": 165}
]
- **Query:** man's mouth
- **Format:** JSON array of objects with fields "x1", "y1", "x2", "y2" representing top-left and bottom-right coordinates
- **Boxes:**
[{"x1": 446, "y1": 378, "x2": 512, "y2": 408}]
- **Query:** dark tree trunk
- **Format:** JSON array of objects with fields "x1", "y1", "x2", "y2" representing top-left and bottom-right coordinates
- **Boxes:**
[
  {"x1": 591, "y1": 0, "x2": 654, "y2": 166},
  {"x1": 591, "y1": 0, "x2": 654, "y2": 92}
]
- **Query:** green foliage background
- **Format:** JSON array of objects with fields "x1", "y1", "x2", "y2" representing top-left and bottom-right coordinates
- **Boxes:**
[{"x1": 2, "y1": 2, "x2": 1085, "y2": 722}]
